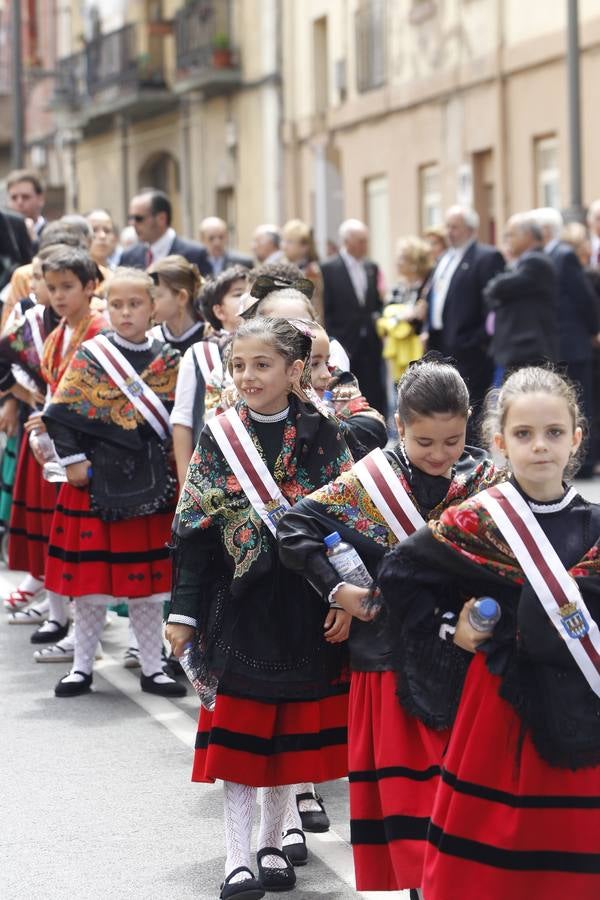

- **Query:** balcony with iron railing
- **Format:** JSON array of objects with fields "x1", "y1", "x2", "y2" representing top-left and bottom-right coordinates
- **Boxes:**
[
  {"x1": 52, "y1": 22, "x2": 172, "y2": 124},
  {"x1": 173, "y1": 0, "x2": 241, "y2": 95}
]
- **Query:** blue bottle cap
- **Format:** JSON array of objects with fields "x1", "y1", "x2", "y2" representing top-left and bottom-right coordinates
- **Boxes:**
[
  {"x1": 324, "y1": 531, "x2": 341, "y2": 548},
  {"x1": 477, "y1": 597, "x2": 498, "y2": 619},
  {"x1": 323, "y1": 390, "x2": 334, "y2": 401}
]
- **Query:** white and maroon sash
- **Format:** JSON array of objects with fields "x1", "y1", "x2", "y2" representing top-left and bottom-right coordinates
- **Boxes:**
[
  {"x1": 193, "y1": 340, "x2": 223, "y2": 386},
  {"x1": 84, "y1": 334, "x2": 172, "y2": 441},
  {"x1": 353, "y1": 447, "x2": 425, "y2": 542},
  {"x1": 479, "y1": 481, "x2": 600, "y2": 697},
  {"x1": 25, "y1": 306, "x2": 46, "y2": 360},
  {"x1": 207, "y1": 407, "x2": 290, "y2": 536}
]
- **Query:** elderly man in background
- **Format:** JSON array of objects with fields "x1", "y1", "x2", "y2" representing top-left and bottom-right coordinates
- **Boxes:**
[
  {"x1": 485, "y1": 212, "x2": 558, "y2": 382},
  {"x1": 426, "y1": 205, "x2": 504, "y2": 424},
  {"x1": 535, "y1": 206, "x2": 599, "y2": 476},
  {"x1": 321, "y1": 218, "x2": 386, "y2": 415},
  {"x1": 197, "y1": 216, "x2": 253, "y2": 277},
  {"x1": 252, "y1": 224, "x2": 283, "y2": 264}
]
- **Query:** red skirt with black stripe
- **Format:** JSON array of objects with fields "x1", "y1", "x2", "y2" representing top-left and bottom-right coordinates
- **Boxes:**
[
  {"x1": 423, "y1": 653, "x2": 600, "y2": 900},
  {"x1": 192, "y1": 688, "x2": 349, "y2": 787},
  {"x1": 44, "y1": 483, "x2": 173, "y2": 598},
  {"x1": 8, "y1": 438, "x2": 57, "y2": 577},
  {"x1": 348, "y1": 670, "x2": 449, "y2": 891}
]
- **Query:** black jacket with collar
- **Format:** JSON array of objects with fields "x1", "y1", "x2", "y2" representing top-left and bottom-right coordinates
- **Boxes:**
[
  {"x1": 429, "y1": 240, "x2": 505, "y2": 353},
  {"x1": 121, "y1": 234, "x2": 205, "y2": 270},
  {"x1": 196, "y1": 249, "x2": 253, "y2": 277},
  {"x1": 321, "y1": 253, "x2": 383, "y2": 358},
  {"x1": 547, "y1": 241, "x2": 599, "y2": 362},
  {"x1": 484, "y1": 248, "x2": 559, "y2": 366}
]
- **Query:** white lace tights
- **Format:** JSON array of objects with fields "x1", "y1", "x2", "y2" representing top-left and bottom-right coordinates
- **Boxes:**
[{"x1": 223, "y1": 782, "x2": 293, "y2": 882}]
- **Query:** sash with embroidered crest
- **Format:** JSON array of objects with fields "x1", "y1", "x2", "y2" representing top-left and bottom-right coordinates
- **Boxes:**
[
  {"x1": 83, "y1": 334, "x2": 172, "y2": 441},
  {"x1": 353, "y1": 447, "x2": 426, "y2": 542},
  {"x1": 207, "y1": 407, "x2": 290, "y2": 536},
  {"x1": 194, "y1": 340, "x2": 223, "y2": 385},
  {"x1": 478, "y1": 481, "x2": 600, "y2": 697}
]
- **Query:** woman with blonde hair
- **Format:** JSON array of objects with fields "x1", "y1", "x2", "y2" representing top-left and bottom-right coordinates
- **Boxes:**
[{"x1": 377, "y1": 236, "x2": 433, "y2": 381}]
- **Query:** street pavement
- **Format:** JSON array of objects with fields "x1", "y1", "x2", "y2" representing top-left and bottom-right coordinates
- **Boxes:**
[
  {"x1": 1, "y1": 569, "x2": 407, "y2": 900},
  {"x1": 5, "y1": 477, "x2": 600, "y2": 900}
]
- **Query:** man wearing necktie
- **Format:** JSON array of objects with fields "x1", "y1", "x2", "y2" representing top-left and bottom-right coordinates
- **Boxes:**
[{"x1": 427, "y1": 205, "x2": 504, "y2": 428}]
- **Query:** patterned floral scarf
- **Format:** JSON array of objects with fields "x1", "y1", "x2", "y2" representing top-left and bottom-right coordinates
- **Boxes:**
[
  {"x1": 0, "y1": 305, "x2": 54, "y2": 390},
  {"x1": 431, "y1": 482, "x2": 600, "y2": 580},
  {"x1": 176, "y1": 396, "x2": 352, "y2": 582},
  {"x1": 305, "y1": 447, "x2": 498, "y2": 551},
  {"x1": 40, "y1": 312, "x2": 106, "y2": 394},
  {"x1": 46, "y1": 337, "x2": 179, "y2": 441}
]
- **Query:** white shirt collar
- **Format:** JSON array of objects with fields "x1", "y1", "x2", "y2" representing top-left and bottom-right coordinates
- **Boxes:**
[
  {"x1": 159, "y1": 320, "x2": 204, "y2": 344},
  {"x1": 545, "y1": 238, "x2": 559, "y2": 253},
  {"x1": 150, "y1": 227, "x2": 176, "y2": 261}
]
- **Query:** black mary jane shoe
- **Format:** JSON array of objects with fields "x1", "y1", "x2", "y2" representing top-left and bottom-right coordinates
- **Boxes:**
[
  {"x1": 295, "y1": 791, "x2": 330, "y2": 833},
  {"x1": 140, "y1": 671, "x2": 187, "y2": 698},
  {"x1": 54, "y1": 670, "x2": 93, "y2": 697},
  {"x1": 31, "y1": 620, "x2": 70, "y2": 645},
  {"x1": 281, "y1": 829, "x2": 308, "y2": 867},
  {"x1": 256, "y1": 848, "x2": 296, "y2": 892},
  {"x1": 219, "y1": 867, "x2": 265, "y2": 900}
]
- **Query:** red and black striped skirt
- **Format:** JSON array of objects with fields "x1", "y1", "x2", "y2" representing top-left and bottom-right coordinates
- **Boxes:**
[
  {"x1": 192, "y1": 688, "x2": 349, "y2": 788},
  {"x1": 348, "y1": 670, "x2": 449, "y2": 891},
  {"x1": 44, "y1": 483, "x2": 173, "y2": 598},
  {"x1": 8, "y1": 438, "x2": 57, "y2": 577},
  {"x1": 423, "y1": 653, "x2": 600, "y2": 900}
]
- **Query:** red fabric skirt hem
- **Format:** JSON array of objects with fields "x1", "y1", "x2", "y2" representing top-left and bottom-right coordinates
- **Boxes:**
[
  {"x1": 349, "y1": 670, "x2": 449, "y2": 890},
  {"x1": 192, "y1": 689, "x2": 349, "y2": 787},
  {"x1": 8, "y1": 438, "x2": 56, "y2": 576},
  {"x1": 44, "y1": 483, "x2": 173, "y2": 598},
  {"x1": 423, "y1": 654, "x2": 600, "y2": 900}
]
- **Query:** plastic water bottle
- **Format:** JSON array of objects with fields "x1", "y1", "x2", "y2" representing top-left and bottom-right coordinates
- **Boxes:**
[
  {"x1": 179, "y1": 643, "x2": 217, "y2": 711},
  {"x1": 322, "y1": 390, "x2": 336, "y2": 415},
  {"x1": 324, "y1": 531, "x2": 372, "y2": 588},
  {"x1": 468, "y1": 596, "x2": 502, "y2": 632}
]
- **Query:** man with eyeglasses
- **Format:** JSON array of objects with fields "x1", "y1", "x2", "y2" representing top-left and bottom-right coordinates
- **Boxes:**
[{"x1": 121, "y1": 189, "x2": 204, "y2": 270}]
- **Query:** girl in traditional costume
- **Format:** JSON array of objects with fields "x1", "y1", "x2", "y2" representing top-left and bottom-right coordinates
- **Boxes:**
[
  {"x1": 375, "y1": 367, "x2": 600, "y2": 900},
  {"x1": 148, "y1": 254, "x2": 206, "y2": 354},
  {"x1": 166, "y1": 316, "x2": 352, "y2": 899},
  {"x1": 278, "y1": 355, "x2": 496, "y2": 892},
  {"x1": 42, "y1": 267, "x2": 185, "y2": 699},
  {"x1": 171, "y1": 266, "x2": 247, "y2": 485}
]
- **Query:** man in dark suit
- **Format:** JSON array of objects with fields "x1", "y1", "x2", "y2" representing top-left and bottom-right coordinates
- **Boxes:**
[
  {"x1": 197, "y1": 216, "x2": 253, "y2": 277},
  {"x1": 0, "y1": 209, "x2": 33, "y2": 291},
  {"x1": 536, "y1": 207, "x2": 599, "y2": 476},
  {"x1": 484, "y1": 213, "x2": 558, "y2": 375},
  {"x1": 121, "y1": 189, "x2": 204, "y2": 269},
  {"x1": 427, "y1": 205, "x2": 504, "y2": 418},
  {"x1": 321, "y1": 218, "x2": 386, "y2": 415}
]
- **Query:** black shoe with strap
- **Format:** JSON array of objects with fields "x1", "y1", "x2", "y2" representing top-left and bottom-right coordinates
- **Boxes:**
[
  {"x1": 55, "y1": 670, "x2": 93, "y2": 697},
  {"x1": 295, "y1": 791, "x2": 330, "y2": 833},
  {"x1": 31, "y1": 620, "x2": 70, "y2": 644},
  {"x1": 281, "y1": 828, "x2": 308, "y2": 866},
  {"x1": 256, "y1": 848, "x2": 296, "y2": 892},
  {"x1": 140, "y1": 671, "x2": 187, "y2": 697},
  {"x1": 219, "y1": 867, "x2": 264, "y2": 900}
]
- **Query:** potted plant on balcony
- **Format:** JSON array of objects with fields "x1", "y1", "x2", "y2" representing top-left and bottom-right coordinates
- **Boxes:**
[{"x1": 212, "y1": 32, "x2": 232, "y2": 69}]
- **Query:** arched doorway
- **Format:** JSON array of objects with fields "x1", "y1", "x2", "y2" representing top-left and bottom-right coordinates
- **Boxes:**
[{"x1": 138, "y1": 151, "x2": 181, "y2": 232}]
